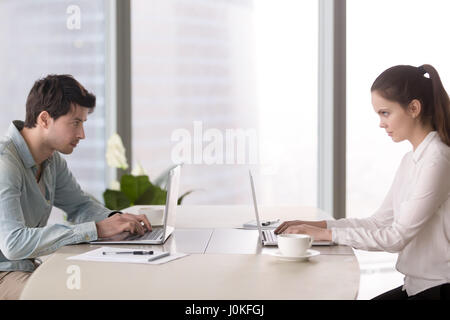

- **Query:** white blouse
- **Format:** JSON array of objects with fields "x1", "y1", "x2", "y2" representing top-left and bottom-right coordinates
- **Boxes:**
[{"x1": 327, "y1": 131, "x2": 450, "y2": 296}]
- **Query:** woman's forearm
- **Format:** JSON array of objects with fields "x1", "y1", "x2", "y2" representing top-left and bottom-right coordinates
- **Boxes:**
[{"x1": 305, "y1": 220, "x2": 327, "y2": 229}]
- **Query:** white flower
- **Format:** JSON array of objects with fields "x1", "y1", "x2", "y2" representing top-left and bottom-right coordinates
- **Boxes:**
[
  {"x1": 131, "y1": 162, "x2": 148, "y2": 176},
  {"x1": 109, "y1": 180, "x2": 121, "y2": 191},
  {"x1": 106, "y1": 133, "x2": 129, "y2": 170}
]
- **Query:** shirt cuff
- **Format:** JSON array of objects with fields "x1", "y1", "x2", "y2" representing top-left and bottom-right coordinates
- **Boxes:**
[
  {"x1": 326, "y1": 220, "x2": 336, "y2": 229},
  {"x1": 331, "y1": 227, "x2": 348, "y2": 245},
  {"x1": 72, "y1": 221, "x2": 98, "y2": 242}
]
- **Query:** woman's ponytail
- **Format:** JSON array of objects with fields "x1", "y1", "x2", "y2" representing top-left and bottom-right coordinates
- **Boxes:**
[{"x1": 420, "y1": 64, "x2": 450, "y2": 146}]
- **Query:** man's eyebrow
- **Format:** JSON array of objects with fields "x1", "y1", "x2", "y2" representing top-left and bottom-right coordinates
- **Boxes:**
[{"x1": 73, "y1": 117, "x2": 87, "y2": 122}]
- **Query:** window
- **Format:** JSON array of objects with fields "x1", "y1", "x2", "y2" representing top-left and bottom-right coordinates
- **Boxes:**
[
  {"x1": 0, "y1": 0, "x2": 107, "y2": 204},
  {"x1": 347, "y1": 0, "x2": 450, "y2": 218},
  {"x1": 131, "y1": 0, "x2": 318, "y2": 205}
]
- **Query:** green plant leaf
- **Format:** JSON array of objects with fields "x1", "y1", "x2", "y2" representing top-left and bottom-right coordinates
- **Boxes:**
[
  {"x1": 136, "y1": 175, "x2": 152, "y2": 197},
  {"x1": 152, "y1": 188, "x2": 168, "y2": 204},
  {"x1": 135, "y1": 184, "x2": 167, "y2": 205},
  {"x1": 105, "y1": 167, "x2": 195, "y2": 207},
  {"x1": 120, "y1": 174, "x2": 151, "y2": 204},
  {"x1": 177, "y1": 190, "x2": 195, "y2": 205},
  {"x1": 103, "y1": 189, "x2": 131, "y2": 210}
]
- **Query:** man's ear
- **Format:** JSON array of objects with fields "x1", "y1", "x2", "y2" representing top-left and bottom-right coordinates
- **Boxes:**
[
  {"x1": 37, "y1": 111, "x2": 52, "y2": 129},
  {"x1": 408, "y1": 99, "x2": 422, "y2": 119}
]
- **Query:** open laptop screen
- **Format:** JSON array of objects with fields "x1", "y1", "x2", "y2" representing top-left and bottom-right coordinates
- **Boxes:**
[{"x1": 90, "y1": 165, "x2": 180, "y2": 244}]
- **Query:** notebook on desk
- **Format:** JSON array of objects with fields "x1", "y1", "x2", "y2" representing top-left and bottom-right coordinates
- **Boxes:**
[
  {"x1": 249, "y1": 170, "x2": 333, "y2": 246},
  {"x1": 90, "y1": 165, "x2": 181, "y2": 245}
]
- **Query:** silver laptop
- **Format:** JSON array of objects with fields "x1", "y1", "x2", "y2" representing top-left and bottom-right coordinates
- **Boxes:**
[
  {"x1": 90, "y1": 165, "x2": 181, "y2": 245},
  {"x1": 249, "y1": 170, "x2": 333, "y2": 246}
]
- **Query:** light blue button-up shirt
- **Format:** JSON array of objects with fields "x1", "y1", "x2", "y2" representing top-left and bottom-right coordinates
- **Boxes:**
[{"x1": 0, "y1": 121, "x2": 111, "y2": 272}]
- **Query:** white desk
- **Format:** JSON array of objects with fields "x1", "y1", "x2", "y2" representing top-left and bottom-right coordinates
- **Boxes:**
[{"x1": 20, "y1": 205, "x2": 360, "y2": 299}]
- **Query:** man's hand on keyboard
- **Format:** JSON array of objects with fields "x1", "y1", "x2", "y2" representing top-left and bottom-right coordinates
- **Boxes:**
[{"x1": 96, "y1": 213, "x2": 152, "y2": 238}]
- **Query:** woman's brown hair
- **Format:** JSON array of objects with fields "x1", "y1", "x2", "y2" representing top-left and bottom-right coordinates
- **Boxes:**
[{"x1": 371, "y1": 64, "x2": 450, "y2": 146}]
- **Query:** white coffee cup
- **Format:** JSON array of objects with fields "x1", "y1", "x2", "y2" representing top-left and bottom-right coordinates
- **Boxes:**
[
  {"x1": 139, "y1": 207, "x2": 164, "y2": 226},
  {"x1": 277, "y1": 234, "x2": 313, "y2": 257}
]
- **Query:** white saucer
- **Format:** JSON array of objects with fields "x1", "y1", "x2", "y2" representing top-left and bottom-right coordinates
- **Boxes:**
[{"x1": 270, "y1": 249, "x2": 320, "y2": 261}]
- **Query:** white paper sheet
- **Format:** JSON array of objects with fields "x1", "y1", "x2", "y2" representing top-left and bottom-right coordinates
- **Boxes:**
[{"x1": 66, "y1": 246, "x2": 188, "y2": 265}]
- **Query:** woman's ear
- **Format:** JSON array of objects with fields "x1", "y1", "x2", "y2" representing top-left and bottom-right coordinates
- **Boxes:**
[{"x1": 407, "y1": 99, "x2": 422, "y2": 119}]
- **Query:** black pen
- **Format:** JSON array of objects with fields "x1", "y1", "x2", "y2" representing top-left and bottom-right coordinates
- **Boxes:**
[
  {"x1": 102, "y1": 250, "x2": 154, "y2": 255},
  {"x1": 262, "y1": 219, "x2": 280, "y2": 226}
]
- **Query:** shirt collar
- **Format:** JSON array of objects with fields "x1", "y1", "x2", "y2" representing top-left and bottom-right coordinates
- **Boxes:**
[
  {"x1": 412, "y1": 131, "x2": 437, "y2": 163},
  {"x1": 7, "y1": 120, "x2": 53, "y2": 169}
]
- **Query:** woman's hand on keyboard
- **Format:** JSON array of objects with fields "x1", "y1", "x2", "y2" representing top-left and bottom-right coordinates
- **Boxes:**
[
  {"x1": 274, "y1": 220, "x2": 327, "y2": 235},
  {"x1": 279, "y1": 224, "x2": 332, "y2": 241}
]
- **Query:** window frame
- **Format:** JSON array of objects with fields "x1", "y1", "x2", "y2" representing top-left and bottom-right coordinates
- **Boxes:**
[
  {"x1": 318, "y1": 0, "x2": 346, "y2": 219},
  {"x1": 105, "y1": 0, "x2": 132, "y2": 184}
]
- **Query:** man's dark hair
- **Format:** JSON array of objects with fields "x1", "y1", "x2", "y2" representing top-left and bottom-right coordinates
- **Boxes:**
[{"x1": 24, "y1": 74, "x2": 96, "y2": 128}]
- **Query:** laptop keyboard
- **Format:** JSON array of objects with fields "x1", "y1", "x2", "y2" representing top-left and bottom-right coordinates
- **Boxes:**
[
  {"x1": 126, "y1": 227, "x2": 164, "y2": 241},
  {"x1": 263, "y1": 230, "x2": 277, "y2": 243}
]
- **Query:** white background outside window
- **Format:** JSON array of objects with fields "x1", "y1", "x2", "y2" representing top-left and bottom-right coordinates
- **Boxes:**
[{"x1": 131, "y1": 0, "x2": 318, "y2": 206}]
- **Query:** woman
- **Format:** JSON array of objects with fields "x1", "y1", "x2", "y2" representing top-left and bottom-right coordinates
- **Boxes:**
[{"x1": 274, "y1": 64, "x2": 450, "y2": 300}]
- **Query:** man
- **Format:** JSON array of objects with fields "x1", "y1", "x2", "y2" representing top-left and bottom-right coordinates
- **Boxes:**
[{"x1": 0, "y1": 74, "x2": 152, "y2": 299}]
